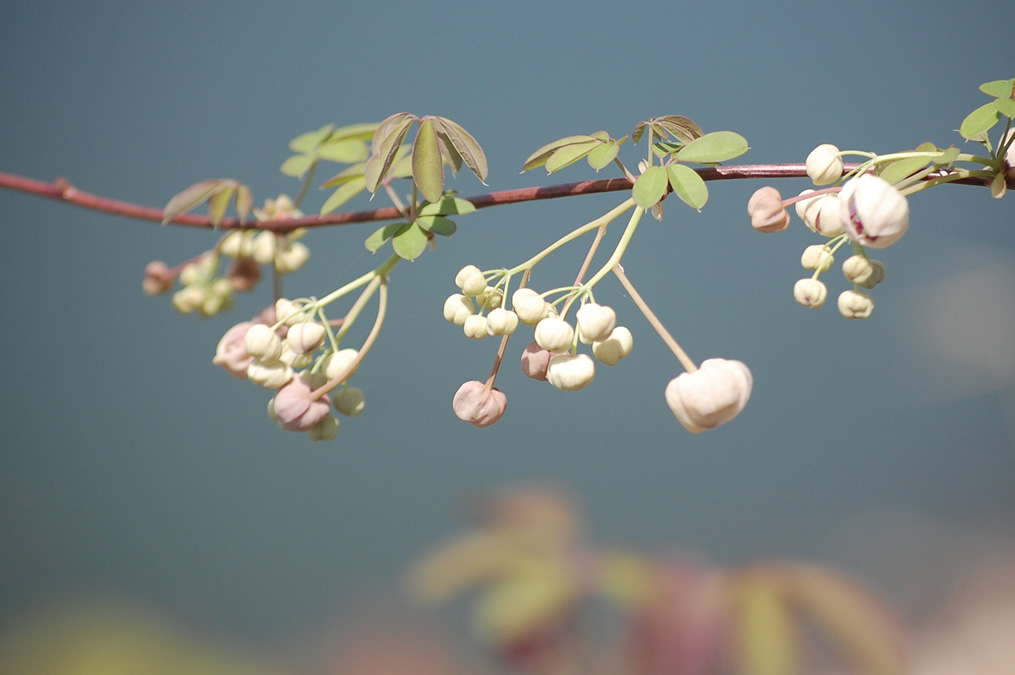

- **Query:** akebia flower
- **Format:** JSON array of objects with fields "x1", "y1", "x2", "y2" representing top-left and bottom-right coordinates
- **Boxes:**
[
  {"x1": 512, "y1": 288, "x2": 550, "y2": 325},
  {"x1": 520, "y1": 340, "x2": 554, "y2": 381},
  {"x1": 546, "y1": 354, "x2": 595, "y2": 391},
  {"x1": 837, "y1": 289, "x2": 875, "y2": 319},
  {"x1": 453, "y1": 380, "x2": 507, "y2": 427},
  {"x1": 576, "y1": 303, "x2": 616, "y2": 343},
  {"x1": 839, "y1": 174, "x2": 909, "y2": 248},
  {"x1": 534, "y1": 317, "x2": 575, "y2": 352},
  {"x1": 747, "y1": 187, "x2": 790, "y2": 233},
  {"x1": 793, "y1": 279, "x2": 828, "y2": 308},
  {"x1": 795, "y1": 192, "x2": 845, "y2": 237},
  {"x1": 664, "y1": 358, "x2": 753, "y2": 433},
  {"x1": 213, "y1": 321, "x2": 256, "y2": 378},
  {"x1": 272, "y1": 372, "x2": 332, "y2": 431},
  {"x1": 592, "y1": 326, "x2": 633, "y2": 366},
  {"x1": 805, "y1": 144, "x2": 844, "y2": 185}
]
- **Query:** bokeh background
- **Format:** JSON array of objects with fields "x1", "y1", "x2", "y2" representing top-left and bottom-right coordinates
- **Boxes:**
[{"x1": 2, "y1": 0, "x2": 1013, "y2": 669}]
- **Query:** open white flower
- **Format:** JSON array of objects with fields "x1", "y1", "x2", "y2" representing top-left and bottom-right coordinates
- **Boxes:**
[
  {"x1": 839, "y1": 174, "x2": 909, "y2": 248},
  {"x1": 664, "y1": 358, "x2": 752, "y2": 433}
]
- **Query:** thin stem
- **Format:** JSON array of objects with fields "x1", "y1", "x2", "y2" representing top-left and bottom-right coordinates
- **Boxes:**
[
  {"x1": 311, "y1": 278, "x2": 388, "y2": 400},
  {"x1": 612, "y1": 264, "x2": 697, "y2": 373},
  {"x1": 292, "y1": 162, "x2": 318, "y2": 209},
  {"x1": 317, "y1": 253, "x2": 399, "y2": 308},
  {"x1": 583, "y1": 205, "x2": 645, "y2": 289},
  {"x1": 559, "y1": 223, "x2": 609, "y2": 319}
]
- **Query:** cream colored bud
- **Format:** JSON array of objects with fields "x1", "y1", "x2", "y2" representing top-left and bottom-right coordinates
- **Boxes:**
[
  {"x1": 252, "y1": 231, "x2": 278, "y2": 264},
  {"x1": 546, "y1": 354, "x2": 596, "y2": 391},
  {"x1": 172, "y1": 286, "x2": 204, "y2": 314},
  {"x1": 576, "y1": 303, "x2": 617, "y2": 344},
  {"x1": 275, "y1": 241, "x2": 310, "y2": 274},
  {"x1": 333, "y1": 387, "x2": 366, "y2": 417},
  {"x1": 322, "y1": 348, "x2": 360, "y2": 382},
  {"x1": 842, "y1": 255, "x2": 874, "y2": 284},
  {"x1": 247, "y1": 359, "x2": 293, "y2": 389},
  {"x1": 859, "y1": 260, "x2": 886, "y2": 289},
  {"x1": 486, "y1": 308, "x2": 519, "y2": 336},
  {"x1": 279, "y1": 345, "x2": 314, "y2": 369},
  {"x1": 286, "y1": 322, "x2": 326, "y2": 354},
  {"x1": 463, "y1": 314, "x2": 489, "y2": 339},
  {"x1": 534, "y1": 317, "x2": 575, "y2": 352},
  {"x1": 837, "y1": 290, "x2": 875, "y2": 319},
  {"x1": 592, "y1": 326, "x2": 634, "y2": 365},
  {"x1": 478, "y1": 286, "x2": 504, "y2": 310},
  {"x1": 805, "y1": 144, "x2": 844, "y2": 185},
  {"x1": 243, "y1": 323, "x2": 283, "y2": 361},
  {"x1": 665, "y1": 358, "x2": 752, "y2": 433},
  {"x1": 274, "y1": 298, "x2": 305, "y2": 326},
  {"x1": 748, "y1": 187, "x2": 790, "y2": 233},
  {"x1": 307, "y1": 415, "x2": 340, "y2": 441},
  {"x1": 793, "y1": 278, "x2": 828, "y2": 308},
  {"x1": 801, "y1": 245, "x2": 834, "y2": 272},
  {"x1": 512, "y1": 288, "x2": 550, "y2": 325},
  {"x1": 455, "y1": 265, "x2": 487, "y2": 296},
  {"x1": 443, "y1": 294, "x2": 475, "y2": 325}
]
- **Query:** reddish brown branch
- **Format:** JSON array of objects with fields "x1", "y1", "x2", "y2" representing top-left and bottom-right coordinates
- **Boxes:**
[{"x1": 0, "y1": 164, "x2": 995, "y2": 233}]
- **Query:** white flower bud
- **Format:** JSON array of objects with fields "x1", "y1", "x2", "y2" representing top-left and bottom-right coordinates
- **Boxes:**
[
  {"x1": 286, "y1": 322, "x2": 326, "y2": 354},
  {"x1": 796, "y1": 193, "x2": 845, "y2": 237},
  {"x1": 333, "y1": 387, "x2": 366, "y2": 417},
  {"x1": 842, "y1": 255, "x2": 874, "y2": 284},
  {"x1": 793, "y1": 279, "x2": 828, "y2": 308},
  {"x1": 839, "y1": 174, "x2": 909, "y2": 248},
  {"x1": 279, "y1": 345, "x2": 314, "y2": 369},
  {"x1": 321, "y1": 348, "x2": 359, "y2": 382},
  {"x1": 512, "y1": 288, "x2": 550, "y2": 325},
  {"x1": 805, "y1": 144, "x2": 844, "y2": 185},
  {"x1": 592, "y1": 326, "x2": 633, "y2": 366},
  {"x1": 486, "y1": 308, "x2": 519, "y2": 336},
  {"x1": 171, "y1": 286, "x2": 204, "y2": 314},
  {"x1": 179, "y1": 262, "x2": 203, "y2": 286},
  {"x1": 275, "y1": 298, "x2": 305, "y2": 326},
  {"x1": 801, "y1": 245, "x2": 834, "y2": 272},
  {"x1": 534, "y1": 317, "x2": 575, "y2": 352},
  {"x1": 478, "y1": 286, "x2": 503, "y2": 310},
  {"x1": 275, "y1": 241, "x2": 310, "y2": 274},
  {"x1": 455, "y1": 264, "x2": 487, "y2": 296},
  {"x1": 748, "y1": 186, "x2": 790, "y2": 233},
  {"x1": 243, "y1": 323, "x2": 283, "y2": 362},
  {"x1": 837, "y1": 290, "x2": 875, "y2": 319},
  {"x1": 247, "y1": 359, "x2": 293, "y2": 389},
  {"x1": 307, "y1": 415, "x2": 340, "y2": 441},
  {"x1": 463, "y1": 314, "x2": 489, "y2": 339},
  {"x1": 858, "y1": 259, "x2": 886, "y2": 289},
  {"x1": 220, "y1": 231, "x2": 252, "y2": 258},
  {"x1": 664, "y1": 358, "x2": 752, "y2": 433},
  {"x1": 576, "y1": 303, "x2": 617, "y2": 343},
  {"x1": 443, "y1": 294, "x2": 475, "y2": 325},
  {"x1": 252, "y1": 231, "x2": 278, "y2": 264},
  {"x1": 546, "y1": 354, "x2": 595, "y2": 391}
]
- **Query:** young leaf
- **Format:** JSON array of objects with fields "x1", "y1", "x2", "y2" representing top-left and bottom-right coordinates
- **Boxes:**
[
  {"x1": 419, "y1": 196, "x2": 476, "y2": 216},
  {"x1": 994, "y1": 97, "x2": 1015, "y2": 118},
  {"x1": 677, "y1": 131, "x2": 750, "y2": 163},
  {"x1": 878, "y1": 144, "x2": 936, "y2": 185},
  {"x1": 433, "y1": 117, "x2": 488, "y2": 184},
  {"x1": 936, "y1": 146, "x2": 960, "y2": 164},
  {"x1": 162, "y1": 179, "x2": 228, "y2": 224},
  {"x1": 979, "y1": 78, "x2": 1015, "y2": 99},
  {"x1": 523, "y1": 135, "x2": 600, "y2": 171},
  {"x1": 632, "y1": 165, "x2": 668, "y2": 209},
  {"x1": 320, "y1": 163, "x2": 366, "y2": 188},
  {"x1": 365, "y1": 115, "x2": 415, "y2": 192},
  {"x1": 655, "y1": 115, "x2": 703, "y2": 143},
  {"x1": 413, "y1": 118, "x2": 445, "y2": 203},
  {"x1": 280, "y1": 154, "x2": 316, "y2": 178},
  {"x1": 321, "y1": 178, "x2": 366, "y2": 215},
  {"x1": 416, "y1": 215, "x2": 456, "y2": 237},
  {"x1": 364, "y1": 222, "x2": 407, "y2": 252},
  {"x1": 392, "y1": 222, "x2": 429, "y2": 260},
  {"x1": 288, "y1": 124, "x2": 334, "y2": 153},
  {"x1": 207, "y1": 186, "x2": 235, "y2": 227},
  {"x1": 317, "y1": 138, "x2": 369, "y2": 163},
  {"x1": 586, "y1": 142, "x2": 620, "y2": 171},
  {"x1": 544, "y1": 140, "x2": 601, "y2": 173},
  {"x1": 959, "y1": 101, "x2": 1001, "y2": 140},
  {"x1": 667, "y1": 163, "x2": 708, "y2": 210},
  {"x1": 235, "y1": 184, "x2": 253, "y2": 220},
  {"x1": 329, "y1": 121, "x2": 380, "y2": 142},
  {"x1": 435, "y1": 132, "x2": 464, "y2": 173}
]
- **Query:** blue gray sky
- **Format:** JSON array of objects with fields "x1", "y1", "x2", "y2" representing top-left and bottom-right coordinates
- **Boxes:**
[{"x1": 1, "y1": 0, "x2": 1013, "y2": 650}]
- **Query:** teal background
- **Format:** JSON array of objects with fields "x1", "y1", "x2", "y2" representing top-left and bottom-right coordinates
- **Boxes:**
[{"x1": 1, "y1": 0, "x2": 1013, "y2": 651}]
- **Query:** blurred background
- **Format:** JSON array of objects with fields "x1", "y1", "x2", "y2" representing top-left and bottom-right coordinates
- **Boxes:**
[{"x1": 1, "y1": 1, "x2": 1013, "y2": 671}]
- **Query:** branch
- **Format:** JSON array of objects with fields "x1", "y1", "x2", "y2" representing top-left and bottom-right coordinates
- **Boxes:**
[{"x1": 0, "y1": 164, "x2": 996, "y2": 233}]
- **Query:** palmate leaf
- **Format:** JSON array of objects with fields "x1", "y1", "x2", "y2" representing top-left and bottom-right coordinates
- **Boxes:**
[
  {"x1": 959, "y1": 101, "x2": 1001, "y2": 140},
  {"x1": 289, "y1": 124, "x2": 335, "y2": 153},
  {"x1": 365, "y1": 113, "x2": 416, "y2": 193},
  {"x1": 544, "y1": 140, "x2": 601, "y2": 173},
  {"x1": 676, "y1": 131, "x2": 750, "y2": 163},
  {"x1": 320, "y1": 163, "x2": 366, "y2": 188},
  {"x1": 207, "y1": 187, "x2": 235, "y2": 227},
  {"x1": 432, "y1": 116, "x2": 488, "y2": 184},
  {"x1": 392, "y1": 222, "x2": 429, "y2": 260},
  {"x1": 320, "y1": 178, "x2": 366, "y2": 215},
  {"x1": 667, "y1": 163, "x2": 708, "y2": 210},
  {"x1": 586, "y1": 141, "x2": 621, "y2": 171},
  {"x1": 365, "y1": 222, "x2": 408, "y2": 253},
  {"x1": 419, "y1": 196, "x2": 476, "y2": 216},
  {"x1": 162, "y1": 178, "x2": 249, "y2": 226},
  {"x1": 632, "y1": 166, "x2": 668, "y2": 209},
  {"x1": 280, "y1": 154, "x2": 316, "y2": 178},
  {"x1": 632, "y1": 116, "x2": 703, "y2": 145},
  {"x1": 413, "y1": 118, "x2": 445, "y2": 203},
  {"x1": 878, "y1": 142, "x2": 937, "y2": 185},
  {"x1": 994, "y1": 97, "x2": 1015, "y2": 118},
  {"x1": 979, "y1": 77, "x2": 1015, "y2": 99},
  {"x1": 523, "y1": 134, "x2": 603, "y2": 171},
  {"x1": 416, "y1": 215, "x2": 456, "y2": 237}
]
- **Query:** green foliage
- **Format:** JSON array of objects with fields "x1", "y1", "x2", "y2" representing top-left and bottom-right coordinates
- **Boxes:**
[
  {"x1": 522, "y1": 131, "x2": 624, "y2": 174},
  {"x1": 391, "y1": 221, "x2": 429, "y2": 260},
  {"x1": 281, "y1": 122, "x2": 376, "y2": 178},
  {"x1": 161, "y1": 179, "x2": 252, "y2": 227},
  {"x1": 959, "y1": 77, "x2": 1014, "y2": 140},
  {"x1": 631, "y1": 115, "x2": 703, "y2": 145},
  {"x1": 667, "y1": 163, "x2": 708, "y2": 210},
  {"x1": 676, "y1": 130, "x2": 750, "y2": 164},
  {"x1": 632, "y1": 165, "x2": 668, "y2": 209}
]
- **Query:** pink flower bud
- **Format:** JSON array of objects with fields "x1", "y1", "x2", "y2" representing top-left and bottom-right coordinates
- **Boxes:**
[
  {"x1": 452, "y1": 380, "x2": 507, "y2": 427},
  {"x1": 747, "y1": 187, "x2": 790, "y2": 233},
  {"x1": 272, "y1": 372, "x2": 332, "y2": 431},
  {"x1": 665, "y1": 358, "x2": 752, "y2": 433},
  {"x1": 839, "y1": 174, "x2": 909, "y2": 249},
  {"x1": 212, "y1": 321, "x2": 255, "y2": 378},
  {"x1": 520, "y1": 340, "x2": 554, "y2": 380},
  {"x1": 142, "y1": 260, "x2": 174, "y2": 295}
]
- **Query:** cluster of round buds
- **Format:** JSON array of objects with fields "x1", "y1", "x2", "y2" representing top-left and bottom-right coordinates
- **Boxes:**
[
  {"x1": 793, "y1": 246, "x2": 886, "y2": 318},
  {"x1": 444, "y1": 265, "x2": 512, "y2": 339},
  {"x1": 171, "y1": 252, "x2": 234, "y2": 317},
  {"x1": 220, "y1": 195, "x2": 310, "y2": 275}
]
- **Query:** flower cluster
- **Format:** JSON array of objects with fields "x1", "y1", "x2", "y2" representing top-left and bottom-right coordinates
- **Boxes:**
[{"x1": 213, "y1": 297, "x2": 367, "y2": 441}]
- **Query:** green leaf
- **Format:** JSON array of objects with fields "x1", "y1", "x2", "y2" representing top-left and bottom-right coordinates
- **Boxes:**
[
  {"x1": 392, "y1": 222, "x2": 429, "y2": 260},
  {"x1": 288, "y1": 124, "x2": 334, "y2": 153},
  {"x1": 523, "y1": 135, "x2": 600, "y2": 171},
  {"x1": 878, "y1": 155, "x2": 931, "y2": 185},
  {"x1": 419, "y1": 196, "x2": 476, "y2": 216},
  {"x1": 329, "y1": 122, "x2": 380, "y2": 142},
  {"x1": 162, "y1": 179, "x2": 228, "y2": 224},
  {"x1": 320, "y1": 163, "x2": 366, "y2": 188},
  {"x1": 667, "y1": 163, "x2": 708, "y2": 210},
  {"x1": 936, "y1": 146, "x2": 960, "y2": 164},
  {"x1": 364, "y1": 222, "x2": 407, "y2": 252},
  {"x1": 734, "y1": 578, "x2": 797, "y2": 675},
  {"x1": 993, "y1": 97, "x2": 1015, "y2": 118},
  {"x1": 389, "y1": 152, "x2": 413, "y2": 179},
  {"x1": 207, "y1": 186, "x2": 234, "y2": 227},
  {"x1": 364, "y1": 115, "x2": 415, "y2": 192},
  {"x1": 235, "y1": 185, "x2": 253, "y2": 220},
  {"x1": 632, "y1": 166, "x2": 668, "y2": 209},
  {"x1": 959, "y1": 101, "x2": 1002, "y2": 140},
  {"x1": 280, "y1": 154, "x2": 316, "y2": 178},
  {"x1": 979, "y1": 78, "x2": 1015, "y2": 99},
  {"x1": 586, "y1": 142, "x2": 620, "y2": 171},
  {"x1": 655, "y1": 115, "x2": 703, "y2": 143},
  {"x1": 320, "y1": 178, "x2": 366, "y2": 215},
  {"x1": 416, "y1": 215, "x2": 456, "y2": 236},
  {"x1": 433, "y1": 117, "x2": 489, "y2": 183},
  {"x1": 677, "y1": 131, "x2": 749, "y2": 163},
  {"x1": 317, "y1": 138, "x2": 369, "y2": 163},
  {"x1": 435, "y1": 132, "x2": 464, "y2": 173},
  {"x1": 413, "y1": 118, "x2": 445, "y2": 203},
  {"x1": 544, "y1": 140, "x2": 600, "y2": 173}
]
